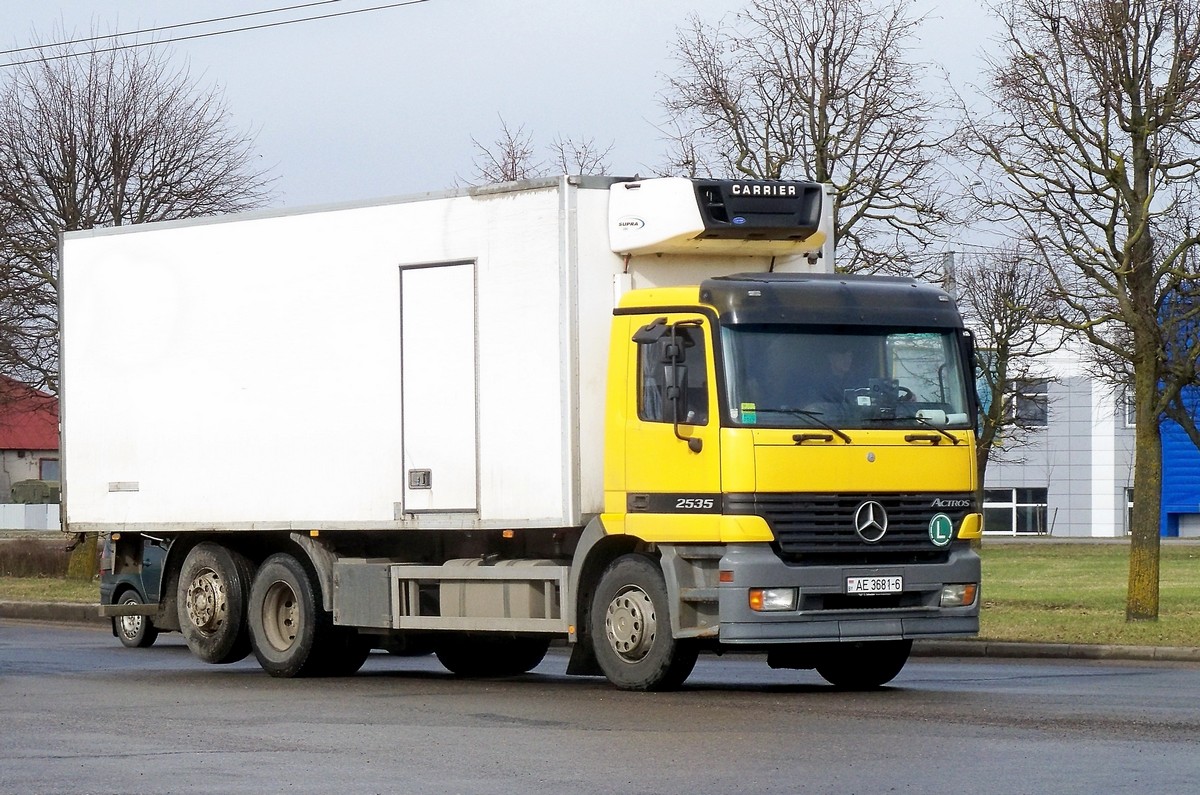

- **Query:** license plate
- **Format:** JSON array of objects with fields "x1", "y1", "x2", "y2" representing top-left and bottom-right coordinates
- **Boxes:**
[{"x1": 846, "y1": 576, "x2": 903, "y2": 594}]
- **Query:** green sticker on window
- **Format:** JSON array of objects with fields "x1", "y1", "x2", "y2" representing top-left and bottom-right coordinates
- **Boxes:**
[{"x1": 740, "y1": 402, "x2": 758, "y2": 424}]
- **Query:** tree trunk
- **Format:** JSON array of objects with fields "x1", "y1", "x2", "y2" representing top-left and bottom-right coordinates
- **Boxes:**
[
  {"x1": 66, "y1": 532, "x2": 98, "y2": 582},
  {"x1": 1126, "y1": 376, "x2": 1162, "y2": 621}
]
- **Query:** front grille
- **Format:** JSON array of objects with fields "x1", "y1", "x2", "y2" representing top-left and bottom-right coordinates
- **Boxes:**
[{"x1": 724, "y1": 492, "x2": 975, "y2": 565}]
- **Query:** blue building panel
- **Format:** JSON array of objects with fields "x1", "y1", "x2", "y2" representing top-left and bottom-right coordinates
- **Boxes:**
[{"x1": 1160, "y1": 415, "x2": 1200, "y2": 537}]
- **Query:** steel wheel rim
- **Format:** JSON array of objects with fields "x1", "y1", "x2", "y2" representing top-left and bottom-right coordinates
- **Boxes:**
[
  {"x1": 184, "y1": 568, "x2": 227, "y2": 635},
  {"x1": 118, "y1": 597, "x2": 143, "y2": 640},
  {"x1": 260, "y1": 579, "x2": 299, "y2": 653},
  {"x1": 604, "y1": 584, "x2": 657, "y2": 663}
]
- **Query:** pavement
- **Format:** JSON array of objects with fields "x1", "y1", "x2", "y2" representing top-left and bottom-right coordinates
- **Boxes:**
[{"x1": 3, "y1": 599, "x2": 1199, "y2": 663}]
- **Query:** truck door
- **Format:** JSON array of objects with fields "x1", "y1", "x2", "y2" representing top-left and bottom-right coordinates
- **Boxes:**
[
  {"x1": 399, "y1": 262, "x2": 478, "y2": 513},
  {"x1": 622, "y1": 314, "x2": 722, "y2": 540}
]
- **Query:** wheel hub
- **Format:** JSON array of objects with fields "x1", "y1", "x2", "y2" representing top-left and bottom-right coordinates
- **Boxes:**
[
  {"x1": 118, "y1": 613, "x2": 143, "y2": 640},
  {"x1": 260, "y1": 580, "x2": 300, "y2": 653},
  {"x1": 184, "y1": 569, "x2": 227, "y2": 635},
  {"x1": 604, "y1": 585, "x2": 657, "y2": 662}
]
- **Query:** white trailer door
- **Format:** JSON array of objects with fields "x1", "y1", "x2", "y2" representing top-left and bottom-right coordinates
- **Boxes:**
[{"x1": 400, "y1": 262, "x2": 478, "y2": 512}]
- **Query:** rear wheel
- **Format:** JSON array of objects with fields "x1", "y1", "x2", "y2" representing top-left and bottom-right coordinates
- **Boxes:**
[
  {"x1": 247, "y1": 553, "x2": 336, "y2": 678},
  {"x1": 114, "y1": 591, "x2": 159, "y2": 649},
  {"x1": 380, "y1": 633, "x2": 435, "y2": 657},
  {"x1": 322, "y1": 628, "x2": 374, "y2": 676},
  {"x1": 177, "y1": 543, "x2": 254, "y2": 664},
  {"x1": 815, "y1": 640, "x2": 912, "y2": 689},
  {"x1": 590, "y1": 554, "x2": 698, "y2": 691},
  {"x1": 435, "y1": 635, "x2": 551, "y2": 677}
]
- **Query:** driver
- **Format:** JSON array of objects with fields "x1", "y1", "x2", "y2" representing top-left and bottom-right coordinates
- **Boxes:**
[{"x1": 815, "y1": 340, "x2": 860, "y2": 404}]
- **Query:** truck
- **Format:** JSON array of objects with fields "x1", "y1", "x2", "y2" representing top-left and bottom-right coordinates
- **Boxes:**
[{"x1": 63, "y1": 175, "x2": 981, "y2": 691}]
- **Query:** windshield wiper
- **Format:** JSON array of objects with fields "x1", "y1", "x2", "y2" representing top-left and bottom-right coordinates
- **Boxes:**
[
  {"x1": 913, "y1": 414, "x2": 961, "y2": 445},
  {"x1": 865, "y1": 414, "x2": 960, "y2": 444},
  {"x1": 772, "y1": 408, "x2": 853, "y2": 444}
]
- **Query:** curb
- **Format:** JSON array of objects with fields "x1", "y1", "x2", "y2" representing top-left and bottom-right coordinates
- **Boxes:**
[
  {"x1": 3, "y1": 601, "x2": 1199, "y2": 664},
  {"x1": 913, "y1": 638, "x2": 1200, "y2": 663},
  {"x1": 0, "y1": 601, "x2": 106, "y2": 625}
]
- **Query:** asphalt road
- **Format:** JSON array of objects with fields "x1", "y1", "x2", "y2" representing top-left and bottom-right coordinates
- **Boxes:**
[{"x1": 2, "y1": 620, "x2": 1198, "y2": 795}]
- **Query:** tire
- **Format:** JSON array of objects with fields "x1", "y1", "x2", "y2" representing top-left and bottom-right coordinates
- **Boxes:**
[
  {"x1": 321, "y1": 628, "x2": 374, "y2": 677},
  {"x1": 815, "y1": 640, "x2": 912, "y2": 689},
  {"x1": 113, "y1": 591, "x2": 159, "y2": 649},
  {"x1": 380, "y1": 633, "x2": 436, "y2": 657},
  {"x1": 435, "y1": 635, "x2": 551, "y2": 677},
  {"x1": 589, "y1": 554, "x2": 698, "y2": 691},
  {"x1": 247, "y1": 553, "x2": 337, "y2": 678},
  {"x1": 176, "y1": 543, "x2": 254, "y2": 664}
]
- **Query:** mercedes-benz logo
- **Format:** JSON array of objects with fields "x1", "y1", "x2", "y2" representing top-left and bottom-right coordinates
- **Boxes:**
[{"x1": 853, "y1": 500, "x2": 888, "y2": 543}]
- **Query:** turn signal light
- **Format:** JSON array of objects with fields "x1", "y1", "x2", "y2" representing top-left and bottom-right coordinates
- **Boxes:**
[
  {"x1": 749, "y1": 587, "x2": 798, "y2": 612},
  {"x1": 940, "y1": 583, "x2": 978, "y2": 607}
]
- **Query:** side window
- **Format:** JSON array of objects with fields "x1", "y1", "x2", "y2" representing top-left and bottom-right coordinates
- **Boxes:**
[{"x1": 637, "y1": 324, "x2": 709, "y2": 425}]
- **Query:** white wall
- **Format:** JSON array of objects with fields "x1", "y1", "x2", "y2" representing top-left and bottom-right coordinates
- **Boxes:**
[{"x1": 0, "y1": 504, "x2": 60, "y2": 530}]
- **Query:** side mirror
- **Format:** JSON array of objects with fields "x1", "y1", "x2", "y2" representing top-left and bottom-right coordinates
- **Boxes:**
[
  {"x1": 635, "y1": 317, "x2": 704, "y2": 453},
  {"x1": 665, "y1": 363, "x2": 702, "y2": 453}
]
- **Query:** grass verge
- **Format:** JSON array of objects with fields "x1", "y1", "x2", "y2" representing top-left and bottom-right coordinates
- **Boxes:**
[
  {"x1": 0, "y1": 576, "x2": 96, "y2": 603},
  {"x1": 979, "y1": 542, "x2": 1200, "y2": 647}
]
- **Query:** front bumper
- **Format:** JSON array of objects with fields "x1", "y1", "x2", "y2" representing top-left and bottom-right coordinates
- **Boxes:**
[{"x1": 717, "y1": 543, "x2": 980, "y2": 645}]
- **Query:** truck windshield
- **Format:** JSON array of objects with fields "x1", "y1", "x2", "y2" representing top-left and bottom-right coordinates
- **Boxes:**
[{"x1": 720, "y1": 326, "x2": 973, "y2": 430}]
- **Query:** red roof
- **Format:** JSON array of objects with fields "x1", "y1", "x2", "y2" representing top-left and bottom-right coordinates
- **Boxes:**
[{"x1": 0, "y1": 377, "x2": 59, "y2": 451}]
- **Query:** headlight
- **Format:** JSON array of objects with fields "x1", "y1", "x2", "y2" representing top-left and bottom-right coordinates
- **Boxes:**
[
  {"x1": 748, "y1": 587, "x2": 798, "y2": 611},
  {"x1": 940, "y1": 583, "x2": 978, "y2": 607}
]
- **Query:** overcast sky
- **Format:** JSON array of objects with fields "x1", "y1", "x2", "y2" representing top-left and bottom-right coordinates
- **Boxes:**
[{"x1": 4, "y1": 0, "x2": 999, "y2": 209}]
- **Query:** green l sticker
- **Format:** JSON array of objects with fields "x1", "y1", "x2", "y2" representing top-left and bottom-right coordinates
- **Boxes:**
[{"x1": 929, "y1": 514, "x2": 954, "y2": 547}]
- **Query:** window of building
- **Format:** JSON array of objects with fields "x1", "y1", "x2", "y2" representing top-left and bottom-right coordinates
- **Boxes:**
[
  {"x1": 1010, "y1": 379, "x2": 1049, "y2": 427},
  {"x1": 38, "y1": 458, "x2": 60, "y2": 481},
  {"x1": 638, "y1": 324, "x2": 708, "y2": 425},
  {"x1": 1122, "y1": 389, "x2": 1136, "y2": 427},
  {"x1": 984, "y1": 487, "x2": 1049, "y2": 535},
  {"x1": 1126, "y1": 487, "x2": 1134, "y2": 535}
]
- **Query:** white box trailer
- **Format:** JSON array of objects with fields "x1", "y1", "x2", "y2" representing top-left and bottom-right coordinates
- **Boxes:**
[
  {"x1": 68, "y1": 175, "x2": 981, "y2": 691},
  {"x1": 62, "y1": 176, "x2": 829, "y2": 533}
]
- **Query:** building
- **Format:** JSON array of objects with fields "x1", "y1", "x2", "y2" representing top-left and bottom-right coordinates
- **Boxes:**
[
  {"x1": 0, "y1": 377, "x2": 60, "y2": 500},
  {"x1": 981, "y1": 340, "x2": 1200, "y2": 538},
  {"x1": 983, "y1": 365, "x2": 1136, "y2": 537},
  {"x1": 1160, "y1": 410, "x2": 1200, "y2": 537}
]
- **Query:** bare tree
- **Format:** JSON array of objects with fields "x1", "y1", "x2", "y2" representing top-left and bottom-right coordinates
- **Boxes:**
[
  {"x1": 549, "y1": 134, "x2": 613, "y2": 177},
  {"x1": 963, "y1": 0, "x2": 1200, "y2": 620},
  {"x1": 658, "y1": 0, "x2": 956, "y2": 274},
  {"x1": 952, "y1": 248, "x2": 1065, "y2": 496},
  {"x1": 0, "y1": 36, "x2": 274, "y2": 392},
  {"x1": 469, "y1": 118, "x2": 542, "y2": 184},
  {"x1": 468, "y1": 116, "x2": 612, "y2": 184}
]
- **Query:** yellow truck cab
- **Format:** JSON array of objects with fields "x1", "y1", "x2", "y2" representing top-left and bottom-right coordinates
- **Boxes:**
[
  {"x1": 575, "y1": 271, "x2": 980, "y2": 688},
  {"x1": 65, "y1": 175, "x2": 979, "y2": 692}
]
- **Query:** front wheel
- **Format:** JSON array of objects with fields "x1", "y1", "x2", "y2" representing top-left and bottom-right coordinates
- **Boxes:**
[
  {"x1": 815, "y1": 640, "x2": 912, "y2": 689},
  {"x1": 114, "y1": 591, "x2": 159, "y2": 648},
  {"x1": 590, "y1": 554, "x2": 698, "y2": 691}
]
